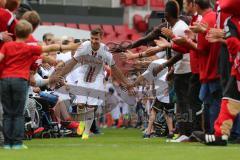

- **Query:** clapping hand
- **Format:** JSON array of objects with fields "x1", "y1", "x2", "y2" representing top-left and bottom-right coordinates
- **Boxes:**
[
  {"x1": 120, "y1": 50, "x2": 135, "y2": 61},
  {"x1": 0, "y1": 31, "x2": 13, "y2": 42},
  {"x1": 161, "y1": 27, "x2": 174, "y2": 39},
  {"x1": 206, "y1": 28, "x2": 225, "y2": 43},
  {"x1": 154, "y1": 37, "x2": 171, "y2": 49},
  {"x1": 189, "y1": 22, "x2": 208, "y2": 33},
  {"x1": 172, "y1": 36, "x2": 188, "y2": 45}
]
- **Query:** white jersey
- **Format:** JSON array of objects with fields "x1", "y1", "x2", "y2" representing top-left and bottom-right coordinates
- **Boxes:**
[
  {"x1": 172, "y1": 20, "x2": 191, "y2": 74},
  {"x1": 72, "y1": 41, "x2": 115, "y2": 105},
  {"x1": 56, "y1": 51, "x2": 72, "y2": 63},
  {"x1": 142, "y1": 59, "x2": 170, "y2": 103}
]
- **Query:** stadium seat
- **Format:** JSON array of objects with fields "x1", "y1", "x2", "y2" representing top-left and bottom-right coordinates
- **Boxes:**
[
  {"x1": 78, "y1": 24, "x2": 90, "y2": 30},
  {"x1": 130, "y1": 33, "x2": 141, "y2": 41},
  {"x1": 135, "y1": 0, "x2": 147, "y2": 6},
  {"x1": 114, "y1": 25, "x2": 133, "y2": 36},
  {"x1": 121, "y1": 0, "x2": 134, "y2": 6},
  {"x1": 117, "y1": 34, "x2": 130, "y2": 41},
  {"x1": 66, "y1": 23, "x2": 78, "y2": 29},
  {"x1": 150, "y1": 0, "x2": 165, "y2": 10},
  {"x1": 133, "y1": 14, "x2": 143, "y2": 28},
  {"x1": 136, "y1": 21, "x2": 148, "y2": 32},
  {"x1": 102, "y1": 24, "x2": 115, "y2": 35},
  {"x1": 103, "y1": 33, "x2": 121, "y2": 44},
  {"x1": 133, "y1": 14, "x2": 148, "y2": 33},
  {"x1": 90, "y1": 24, "x2": 102, "y2": 30}
]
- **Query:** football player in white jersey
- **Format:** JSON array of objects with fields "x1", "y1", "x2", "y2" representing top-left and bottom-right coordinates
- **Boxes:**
[{"x1": 54, "y1": 28, "x2": 133, "y2": 139}]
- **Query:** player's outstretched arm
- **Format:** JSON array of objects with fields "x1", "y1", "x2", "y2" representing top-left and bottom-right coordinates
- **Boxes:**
[
  {"x1": 42, "y1": 42, "x2": 80, "y2": 53},
  {"x1": 120, "y1": 46, "x2": 163, "y2": 61},
  {"x1": 111, "y1": 64, "x2": 136, "y2": 95},
  {"x1": 111, "y1": 64, "x2": 131, "y2": 86},
  {"x1": 56, "y1": 58, "x2": 78, "y2": 77}
]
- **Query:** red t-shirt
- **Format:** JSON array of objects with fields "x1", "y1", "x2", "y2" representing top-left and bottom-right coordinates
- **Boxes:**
[
  {"x1": 0, "y1": 41, "x2": 42, "y2": 80},
  {"x1": 25, "y1": 34, "x2": 43, "y2": 71},
  {"x1": 0, "y1": 8, "x2": 17, "y2": 49},
  {"x1": 26, "y1": 34, "x2": 38, "y2": 44},
  {"x1": 197, "y1": 9, "x2": 221, "y2": 83}
]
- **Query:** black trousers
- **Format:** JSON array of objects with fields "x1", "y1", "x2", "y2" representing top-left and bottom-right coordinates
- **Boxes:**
[
  {"x1": 188, "y1": 74, "x2": 202, "y2": 132},
  {"x1": 174, "y1": 73, "x2": 192, "y2": 136}
]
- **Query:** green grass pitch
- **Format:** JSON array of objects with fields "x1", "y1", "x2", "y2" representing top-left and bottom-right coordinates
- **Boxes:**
[{"x1": 0, "y1": 128, "x2": 239, "y2": 160}]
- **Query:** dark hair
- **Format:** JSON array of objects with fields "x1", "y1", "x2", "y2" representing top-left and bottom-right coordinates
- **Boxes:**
[
  {"x1": 165, "y1": 0, "x2": 179, "y2": 19},
  {"x1": 175, "y1": 0, "x2": 183, "y2": 12},
  {"x1": 108, "y1": 87, "x2": 115, "y2": 94},
  {"x1": 194, "y1": 0, "x2": 210, "y2": 10},
  {"x1": 5, "y1": 0, "x2": 20, "y2": 12},
  {"x1": 43, "y1": 33, "x2": 54, "y2": 41},
  {"x1": 15, "y1": 20, "x2": 33, "y2": 39},
  {"x1": 15, "y1": 3, "x2": 32, "y2": 20},
  {"x1": 91, "y1": 28, "x2": 103, "y2": 37}
]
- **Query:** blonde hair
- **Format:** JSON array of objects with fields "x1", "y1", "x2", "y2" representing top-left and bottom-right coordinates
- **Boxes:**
[
  {"x1": 22, "y1": 10, "x2": 41, "y2": 31},
  {"x1": 15, "y1": 19, "x2": 33, "y2": 39}
]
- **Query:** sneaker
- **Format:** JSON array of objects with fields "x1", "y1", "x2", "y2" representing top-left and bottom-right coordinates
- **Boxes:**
[
  {"x1": 172, "y1": 134, "x2": 180, "y2": 140},
  {"x1": 168, "y1": 135, "x2": 189, "y2": 142},
  {"x1": 33, "y1": 127, "x2": 44, "y2": 135},
  {"x1": 143, "y1": 134, "x2": 151, "y2": 139},
  {"x1": 192, "y1": 131, "x2": 227, "y2": 146},
  {"x1": 3, "y1": 145, "x2": 11, "y2": 150},
  {"x1": 60, "y1": 129, "x2": 72, "y2": 135},
  {"x1": 166, "y1": 133, "x2": 174, "y2": 139},
  {"x1": 82, "y1": 133, "x2": 89, "y2": 140},
  {"x1": 67, "y1": 121, "x2": 79, "y2": 129},
  {"x1": 12, "y1": 144, "x2": 28, "y2": 150},
  {"x1": 77, "y1": 121, "x2": 85, "y2": 136}
]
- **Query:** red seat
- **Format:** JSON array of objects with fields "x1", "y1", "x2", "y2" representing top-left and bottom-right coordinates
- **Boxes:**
[
  {"x1": 130, "y1": 33, "x2": 141, "y2": 41},
  {"x1": 136, "y1": 21, "x2": 148, "y2": 32},
  {"x1": 150, "y1": 0, "x2": 165, "y2": 10},
  {"x1": 102, "y1": 24, "x2": 115, "y2": 35},
  {"x1": 66, "y1": 23, "x2": 78, "y2": 29},
  {"x1": 135, "y1": 0, "x2": 147, "y2": 6},
  {"x1": 117, "y1": 34, "x2": 129, "y2": 41},
  {"x1": 121, "y1": 0, "x2": 134, "y2": 6},
  {"x1": 90, "y1": 24, "x2": 102, "y2": 30},
  {"x1": 133, "y1": 14, "x2": 143, "y2": 28},
  {"x1": 103, "y1": 33, "x2": 118, "y2": 43},
  {"x1": 54, "y1": 22, "x2": 65, "y2": 27},
  {"x1": 114, "y1": 25, "x2": 132, "y2": 35},
  {"x1": 79, "y1": 24, "x2": 90, "y2": 30}
]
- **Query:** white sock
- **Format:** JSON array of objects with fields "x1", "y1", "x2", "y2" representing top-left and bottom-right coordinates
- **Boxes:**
[{"x1": 84, "y1": 119, "x2": 94, "y2": 135}]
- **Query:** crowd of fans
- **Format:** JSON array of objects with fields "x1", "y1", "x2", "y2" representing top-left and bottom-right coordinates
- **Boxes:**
[{"x1": 0, "y1": 0, "x2": 240, "y2": 150}]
